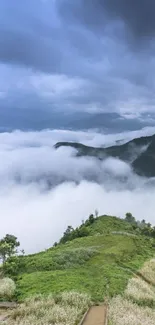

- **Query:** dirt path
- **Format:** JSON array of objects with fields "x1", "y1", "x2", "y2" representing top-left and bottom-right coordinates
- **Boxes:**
[
  {"x1": 0, "y1": 302, "x2": 17, "y2": 322},
  {"x1": 0, "y1": 310, "x2": 10, "y2": 322},
  {"x1": 82, "y1": 305, "x2": 107, "y2": 325}
]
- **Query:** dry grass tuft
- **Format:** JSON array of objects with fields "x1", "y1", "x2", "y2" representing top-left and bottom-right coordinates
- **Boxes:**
[
  {"x1": 0, "y1": 277, "x2": 16, "y2": 299},
  {"x1": 7, "y1": 291, "x2": 91, "y2": 325},
  {"x1": 125, "y1": 277, "x2": 155, "y2": 306},
  {"x1": 109, "y1": 257, "x2": 155, "y2": 324},
  {"x1": 109, "y1": 296, "x2": 155, "y2": 325},
  {"x1": 140, "y1": 259, "x2": 155, "y2": 285}
]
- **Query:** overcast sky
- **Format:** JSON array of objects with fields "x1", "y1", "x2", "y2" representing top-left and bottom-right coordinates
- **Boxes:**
[
  {"x1": 0, "y1": 0, "x2": 155, "y2": 129},
  {"x1": 1, "y1": 1, "x2": 155, "y2": 253}
]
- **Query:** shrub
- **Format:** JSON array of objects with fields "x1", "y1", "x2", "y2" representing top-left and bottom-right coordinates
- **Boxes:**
[
  {"x1": 0, "y1": 277, "x2": 16, "y2": 299},
  {"x1": 52, "y1": 248, "x2": 98, "y2": 269}
]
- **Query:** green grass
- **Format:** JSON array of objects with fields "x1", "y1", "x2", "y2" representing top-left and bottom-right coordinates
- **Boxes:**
[
  {"x1": 13, "y1": 216, "x2": 155, "y2": 302},
  {"x1": 15, "y1": 247, "x2": 98, "y2": 274},
  {"x1": 85, "y1": 215, "x2": 135, "y2": 235}
]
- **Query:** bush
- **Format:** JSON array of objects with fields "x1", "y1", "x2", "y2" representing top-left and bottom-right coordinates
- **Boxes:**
[
  {"x1": 0, "y1": 277, "x2": 16, "y2": 300},
  {"x1": 60, "y1": 225, "x2": 89, "y2": 244}
]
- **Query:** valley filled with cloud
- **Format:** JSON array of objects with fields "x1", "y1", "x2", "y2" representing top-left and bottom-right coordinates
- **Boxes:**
[{"x1": 0, "y1": 127, "x2": 155, "y2": 253}]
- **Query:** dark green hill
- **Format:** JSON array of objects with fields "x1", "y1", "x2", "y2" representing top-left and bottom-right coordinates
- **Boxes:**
[
  {"x1": 132, "y1": 137, "x2": 155, "y2": 177},
  {"x1": 55, "y1": 134, "x2": 155, "y2": 177}
]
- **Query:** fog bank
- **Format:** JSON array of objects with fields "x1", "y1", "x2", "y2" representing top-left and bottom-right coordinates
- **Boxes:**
[{"x1": 0, "y1": 127, "x2": 155, "y2": 253}]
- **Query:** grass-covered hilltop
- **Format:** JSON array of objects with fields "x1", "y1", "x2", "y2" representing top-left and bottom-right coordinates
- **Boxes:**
[
  {"x1": 1, "y1": 213, "x2": 155, "y2": 304},
  {"x1": 1, "y1": 213, "x2": 155, "y2": 324}
]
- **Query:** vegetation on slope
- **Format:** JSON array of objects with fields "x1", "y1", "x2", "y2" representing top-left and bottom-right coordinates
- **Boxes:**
[
  {"x1": 109, "y1": 259, "x2": 155, "y2": 325},
  {"x1": 0, "y1": 277, "x2": 16, "y2": 301},
  {"x1": 7, "y1": 292, "x2": 91, "y2": 325},
  {"x1": 2, "y1": 213, "x2": 155, "y2": 303}
]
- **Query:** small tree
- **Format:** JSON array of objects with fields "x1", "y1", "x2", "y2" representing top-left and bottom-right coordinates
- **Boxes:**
[
  {"x1": 0, "y1": 234, "x2": 20, "y2": 265},
  {"x1": 89, "y1": 214, "x2": 95, "y2": 224},
  {"x1": 125, "y1": 212, "x2": 136, "y2": 224}
]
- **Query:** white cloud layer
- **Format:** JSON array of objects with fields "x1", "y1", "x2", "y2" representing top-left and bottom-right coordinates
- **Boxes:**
[{"x1": 0, "y1": 127, "x2": 155, "y2": 253}]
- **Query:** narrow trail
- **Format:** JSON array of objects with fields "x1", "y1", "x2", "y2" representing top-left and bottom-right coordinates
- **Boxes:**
[
  {"x1": 0, "y1": 310, "x2": 10, "y2": 323},
  {"x1": 82, "y1": 305, "x2": 107, "y2": 325},
  {"x1": 0, "y1": 303, "x2": 17, "y2": 323}
]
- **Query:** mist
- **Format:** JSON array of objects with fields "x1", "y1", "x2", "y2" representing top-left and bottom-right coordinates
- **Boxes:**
[{"x1": 0, "y1": 127, "x2": 155, "y2": 253}]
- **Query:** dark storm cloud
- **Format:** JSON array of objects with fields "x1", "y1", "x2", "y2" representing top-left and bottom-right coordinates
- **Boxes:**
[
  {"x1": 0, "y1": 0, "x2": 155, "y2": 125},
  {"x1": 0, "y1": 0, "x2": 64, "y2": 73},
  {"x1": 104, "y1": 0, "x2": 155, "y2": 39},
  {"x1": 59, "y1": 0, "x2": 155, "y2": 41},
  {"x1": 57, "y1": 0, "x2": 106, "y2": 32},
  {"x1": 0, "y1": 0, "x2": 107, "y2": 75}
]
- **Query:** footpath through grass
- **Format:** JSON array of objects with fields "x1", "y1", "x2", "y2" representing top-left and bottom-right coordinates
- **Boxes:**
[
  {"x1": 109, "y1": 259, "x2": 155, "y2": 325},
  {"x1": 3, "y1": 215, "x2": 155, "y2": 302},
  {"x1": 16, "y1": 236, "x2": 155, "y2": 301}
]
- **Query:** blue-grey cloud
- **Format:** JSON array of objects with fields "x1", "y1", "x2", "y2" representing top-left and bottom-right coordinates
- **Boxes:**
[
  {"x1": 104, "y1": 0, "x2": 155, "y2": 40},
  {"x1": 0, "y1": 0, "x2": 155, "y2": 128}
]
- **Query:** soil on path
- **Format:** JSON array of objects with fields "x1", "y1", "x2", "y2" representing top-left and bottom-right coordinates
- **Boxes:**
[
  {"x1": 0, "y1": 309, "x2": 10, "y2": 323},
  {"x1": 82, "y1": 305, "x2": 107, "y2": 325}
]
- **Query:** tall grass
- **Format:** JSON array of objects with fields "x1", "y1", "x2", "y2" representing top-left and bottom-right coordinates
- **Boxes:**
[
  {"x1": 109, "y1": 296, "x2": 155, "y2": 325},
  {"x1": 0, "y1": 277, "x2": 16, "y2": 299},
  {"x1": 140, "y1": 259, "x2": 155, "y2": 285},
  {"x1": 7, "y1": 291, "x2": 91, "y2": 325},
  {"x1": 125, "y1": 277, "x2": 155, "y2": 307}
]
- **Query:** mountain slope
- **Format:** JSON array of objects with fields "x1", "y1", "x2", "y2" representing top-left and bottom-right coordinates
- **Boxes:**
[
  {"x1": 6, "y1": 215, "x2": 155, "y2": 302},
  {"x1": 132, "y1": 137, "x2": 155, "y2": 177},
  {"x1": 55, "y1": 134, "x2": 155, "y2": 177}
]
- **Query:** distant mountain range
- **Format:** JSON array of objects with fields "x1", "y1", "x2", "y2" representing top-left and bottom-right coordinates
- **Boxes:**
[{"x1": 55, "y1": 134, "x2": 155, "y2": 177}]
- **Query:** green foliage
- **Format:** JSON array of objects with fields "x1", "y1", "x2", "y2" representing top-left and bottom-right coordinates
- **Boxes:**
[
  {"x1": 3, "y1": 256, "x2": 22, "y2": 277},
  {"x1": 15, "y1": 233, "x2": 154, "y2": 302},
  {"x1": 125, "y1": 212, "x2": 136, "y2": 224},
  {"x1": 5, "y1": 248, "x2": 98, "y2": 275},
  {"x1": 59, "y1": 224, "x2": 90, "y2": 244},
  {"x1": 0, "y1": 234, "x2": 20, "y2": 264},
  {"x1": 4, "y1": 214, "x2": 155, "y2": 303}
]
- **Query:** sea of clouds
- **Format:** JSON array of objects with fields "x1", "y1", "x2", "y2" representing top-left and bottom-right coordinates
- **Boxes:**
[{"x1": 0, "y1": 126, "x2": 155, "y2": 253}]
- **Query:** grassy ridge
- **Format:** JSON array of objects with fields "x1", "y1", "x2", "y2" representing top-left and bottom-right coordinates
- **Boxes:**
[{"x1": 11, "y1": 216, "x2": 155, "y2": 302}]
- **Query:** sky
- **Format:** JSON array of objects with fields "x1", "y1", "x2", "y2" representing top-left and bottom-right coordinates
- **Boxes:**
[
  {"x1": 0, "y1": 0, "x2": 155, "y2": 129},
  {"x1": 1, "y1": 1, "x2": 155, "y2": 254}
]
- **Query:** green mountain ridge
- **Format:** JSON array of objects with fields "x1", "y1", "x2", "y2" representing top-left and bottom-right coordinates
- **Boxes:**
[
  {"x1": 4, "y1": 214, "x2": 155, "y2": 302},
  {"x1": 55, "y1": 134, "x2": 155, "y2": 177}
]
